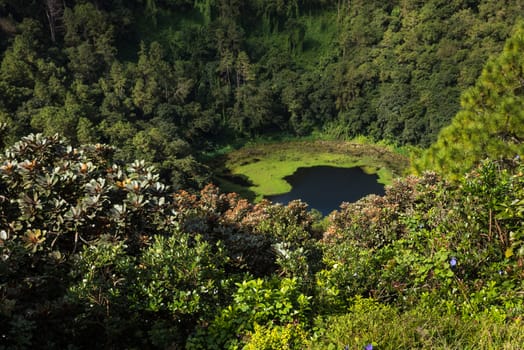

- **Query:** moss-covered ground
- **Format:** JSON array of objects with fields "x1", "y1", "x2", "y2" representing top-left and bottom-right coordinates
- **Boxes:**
[{"x1": 212, "y1": 140, "x2": 410, "y2": 201}]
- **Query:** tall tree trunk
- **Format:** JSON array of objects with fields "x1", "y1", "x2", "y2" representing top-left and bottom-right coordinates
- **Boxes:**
[{"x1": 44, "y1": 0, "x2": 64, "y2": 43}]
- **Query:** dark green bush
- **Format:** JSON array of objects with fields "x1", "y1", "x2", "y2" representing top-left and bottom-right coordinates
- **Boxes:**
[{"x1": 68, "y1": 232, "x2": 231, "y2": 348}]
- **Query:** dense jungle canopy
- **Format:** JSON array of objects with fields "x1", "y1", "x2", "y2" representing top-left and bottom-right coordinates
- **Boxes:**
[
  {"x1": 1, "y1": 0, "x2": 524, "y2": 187},
  {"x1": 1, "y1": 1, "x2": 524, "y2": 349}
]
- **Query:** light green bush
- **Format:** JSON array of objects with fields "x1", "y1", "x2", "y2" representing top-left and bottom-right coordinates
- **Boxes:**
[{"x1": 244, "y1": 323, "x2": 309, "y2": 350}]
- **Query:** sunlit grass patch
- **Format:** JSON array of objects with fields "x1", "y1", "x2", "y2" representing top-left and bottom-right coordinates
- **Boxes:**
[
  {"x1": 311, "y1": 298, "x2": 524, "y2": 350},
  {"x1": 222, "y1": 140, "x2": 409, "y2": 201}
]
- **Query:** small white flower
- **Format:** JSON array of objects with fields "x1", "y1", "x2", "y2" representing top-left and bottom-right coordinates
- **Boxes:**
[{"x1": 0, "y1": 230, "x2": 7, "y2": 240}]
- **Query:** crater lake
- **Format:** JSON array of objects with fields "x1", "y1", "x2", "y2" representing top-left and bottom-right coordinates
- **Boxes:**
[{"x1": 266, "y1": 165, "x2": 385, "y2": 216}]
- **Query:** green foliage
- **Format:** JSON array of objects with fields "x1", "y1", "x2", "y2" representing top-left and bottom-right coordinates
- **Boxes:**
[
  {"x1": 329, "y1": 0, "x2": 520, "y2": 145},
  {"x1": 311, "y1": 297, "x2": 524, "y2": 349},
  {"x1": 417, "y1": 21, "x2": 524, "y2": 178},
  {"x1": 188, "y1": 277, "x2": 311, "y2": 349},
  {"x1": 244, "y1": 322, "x2": 309, "y2": 350},
  {"x1": 130, "y1": 233, "x2": 228, "y2": 318},
  {"x1": 67, "y1": 232, "x2": 231, "y2": 348},
  {"x1": 0, "y1": 133, "x2": 181, "y2": 348},
  {"x1": 319, "y1": 158, "x2": 524, "y2": 326},
  {"x1": 1, "y1": 135, "x2": 524, "y2": 348},
  {"x1": 64, "y1": 4, "x2": 115, "y2": 70},
  {"x1": 2, "y1": 1, "x2": 524, "y2": 348},
  {"x1": 2, "y1": 0, "x2": 522, "y2": 166},
  {"x1": 66, "y1": 238, "x2": 134, "y2": 348},
  {"x1": 0, "y1": 133, "x2": 180, "y2": 255}
]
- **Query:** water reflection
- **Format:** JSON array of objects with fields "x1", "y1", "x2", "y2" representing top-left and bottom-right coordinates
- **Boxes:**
[{"x1": 266, "y1": 166, "x2": 385, "y2": 216}]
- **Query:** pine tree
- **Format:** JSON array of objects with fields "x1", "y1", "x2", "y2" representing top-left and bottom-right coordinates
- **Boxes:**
[{"x1": 415, "y1": 21, "x2": 524, "y2": 179}]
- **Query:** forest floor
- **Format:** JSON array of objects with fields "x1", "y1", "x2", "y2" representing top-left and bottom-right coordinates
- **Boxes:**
[{"x1": 211, "y1": 139, "x2": 411, "y2": 201}]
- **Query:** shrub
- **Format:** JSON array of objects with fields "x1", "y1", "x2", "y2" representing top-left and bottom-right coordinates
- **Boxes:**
[
  {"x1": 320, "y1": 159, "x2": 524, "y2": 309},
  {"x1": 67, "y1": 232, "x2": 232, "y2": 348},
  {"x1": 0, "y1": 133, "x2": 174, "y2": 349},
  {"x1": 311, "y1": 297, "x2": 524, "y2": 349},
  {"x1": 188, "y1": 277, "x2": 311, "y2": 349},
  {"x1": 244, "y1": 323, "x2": 309, "y2": 350}
]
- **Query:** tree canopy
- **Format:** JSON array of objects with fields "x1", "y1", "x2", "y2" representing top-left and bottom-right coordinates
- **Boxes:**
[
  {"x1": 415, "y1": 21, "x2": 524, "y2": 179},
  {"x1": 2, "y1": 1, "x2": 524, "y2": 348},
  {"x1": 1, "y1": 1, "x2": 523, "y2": 179}
]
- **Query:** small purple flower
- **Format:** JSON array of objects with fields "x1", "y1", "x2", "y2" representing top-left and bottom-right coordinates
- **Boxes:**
[
  {"x1": 498, "y1": 270, "x2": 504, "y2": 275},
  {"x1": 450, "y1": 257, "x2": 457, "y2": 268},
  {"x1": 515, "y1": 155, "x2": 521, "y2": 161},
  {"x1": 365, "y1": 344, "x2": 373, "y2": 350}
]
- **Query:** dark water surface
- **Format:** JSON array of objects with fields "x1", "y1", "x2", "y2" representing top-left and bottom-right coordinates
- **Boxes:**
[{"x1": 266, "y1": 166, "x2": 385, "y2": 216}]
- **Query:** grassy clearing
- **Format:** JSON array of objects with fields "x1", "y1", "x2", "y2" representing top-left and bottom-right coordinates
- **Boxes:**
[
  {"x1": 310, "y1": 299, "x2": 524, "y2": 350},
  {"x1": 213, "y1": 140, "x2": 410, "y2": 201}
]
